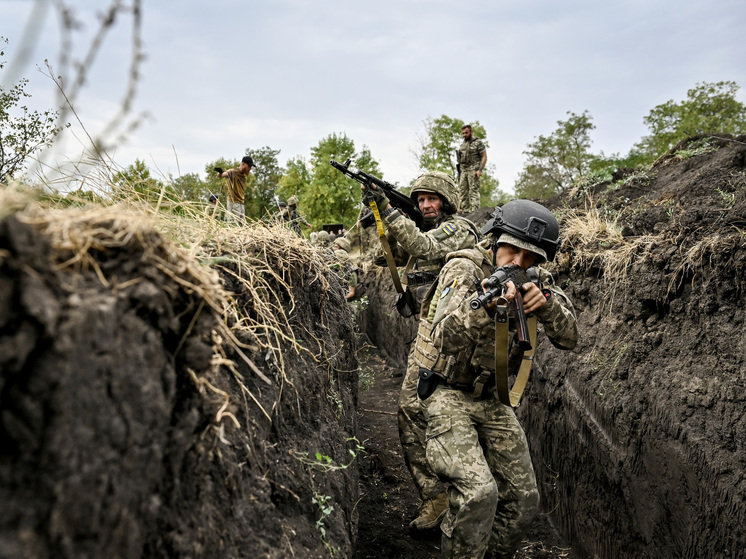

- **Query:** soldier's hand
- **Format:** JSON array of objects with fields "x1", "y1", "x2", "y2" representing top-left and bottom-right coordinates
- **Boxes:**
[
  {"x1": 214, "y1": 167, "x2": 224, "y2": 174},
  {"x1": 361, "y1": 183, "x2": 390, "y2": 210},
  {"x1": 521, "y1": 282, "x2": 547, "y2": 314}
]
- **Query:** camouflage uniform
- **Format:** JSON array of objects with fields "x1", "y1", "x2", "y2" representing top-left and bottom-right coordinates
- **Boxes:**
[
  {"x1": 457, "y1": 136, "x2": 486, "y2": 213},
  {"x1": 421, "y1": 243, "x2": 577, "y2": 558},
  {"x1": 282, "y1": 196, "x2": 310, "y2": 236},
  {"x1": 375, "y1": 174, "x2": 480, "y2": 514}
]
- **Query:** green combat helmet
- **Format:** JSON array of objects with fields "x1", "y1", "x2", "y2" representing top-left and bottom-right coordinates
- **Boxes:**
[
  {"x1": 317, "y1": 229, "x2": 330, "y2": 247},
  {"x1": 410, "y1": 171, "x2": 458, "y2": 215},
  {"x1": 334, "y1": 237, "x2": 351, "y2": 252}
]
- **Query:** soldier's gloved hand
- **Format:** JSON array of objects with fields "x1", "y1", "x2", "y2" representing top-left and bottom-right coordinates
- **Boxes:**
[
  {"x1": 214, "y1": 167, "x2": 224, "y2": 174},
  {"x1": 362, "y1": 184, "x2": 390, "y2": 209}
]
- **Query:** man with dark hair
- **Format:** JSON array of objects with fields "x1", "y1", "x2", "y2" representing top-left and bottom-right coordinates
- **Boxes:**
[
  {"x1": 215, "y1": 155, "x2": 254, "y2": 224},
  {"x1": 362, "y1": 171, "x2": 480, "y2": 533},
  {"x1": 417, "y1": 200, "x2": 578, "y2": 558},
  {"x1": 457, "y1": 124, "x2": 487, "y2": 213}
]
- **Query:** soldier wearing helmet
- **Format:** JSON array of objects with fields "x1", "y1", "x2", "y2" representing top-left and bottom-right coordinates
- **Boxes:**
[
  {"x1": 416, "y1": 199, "x2": 578, "y2": 559},
  {"x1": 284, "y1": 195, "x2": 312, "y2": 236},
  {"x1": 362, "y1": 171, "x2": 480, "y2": 533}
]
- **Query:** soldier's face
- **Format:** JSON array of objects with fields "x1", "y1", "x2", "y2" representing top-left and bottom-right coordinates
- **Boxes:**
[
  {"x1": 494, "y1": 243, "x2": 537, "y2": 270},
  {"x1": 417, "y1": 193, "x2": 442, "y2": 218},
  {"x1": 461, "y1": 127, "x2": 472, "y2": 140}
]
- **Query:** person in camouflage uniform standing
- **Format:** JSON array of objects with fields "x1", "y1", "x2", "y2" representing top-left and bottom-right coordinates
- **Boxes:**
[
  {"x1": 457, "y1": 124, "x2": 487, "y2": 213},
  {"x1": 286, "y1": 196, "x2": 312, "y2": 236},
  {"x1": 417, "y1": 200, "x2": 578, "y2": 559},
  {"x1": 362, "y1": 171, "x2": 480, "y2": 533}
]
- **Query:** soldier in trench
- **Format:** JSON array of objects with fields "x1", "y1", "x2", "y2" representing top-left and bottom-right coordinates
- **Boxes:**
[
  {"x1": 417, "y1": 200, "x2": 578, "y2": 558},
  {"x1": 362, "y1": 172, "x2": 480, "y2": 532}
]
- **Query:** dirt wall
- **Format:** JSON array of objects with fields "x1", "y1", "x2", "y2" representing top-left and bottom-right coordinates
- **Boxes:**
[
  {"x1": 522, "y1": 136, "x2": 746, "y2": 559},
  {"x1": 0, "y1": 206, "x2": 360, "y2": 559}
]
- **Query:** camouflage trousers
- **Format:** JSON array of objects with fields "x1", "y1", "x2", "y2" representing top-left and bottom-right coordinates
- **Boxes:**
[
  {"x1": 225, "y1": 201, "x2": 246, "y2": 225},
  {"x1": 397, "y1": 344, "x2": 447, "y2": 500},
  {"x1": 423, "y1": 385, "x2": 539, "y2": 559},
  {"x1": 458, "y1": 168, "x2": 480, "y2": 213}
]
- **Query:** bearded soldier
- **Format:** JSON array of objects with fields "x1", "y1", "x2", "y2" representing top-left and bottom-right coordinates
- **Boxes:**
[
  {"x1": 416, "y1": 200, "x2": 578, "y2": 558},
  {"x1": 362, "y1": 171, "x2": 480, "y2": 532},
  {"x1": 457, "y1": 124, "x2": 487, "y2": 213}
]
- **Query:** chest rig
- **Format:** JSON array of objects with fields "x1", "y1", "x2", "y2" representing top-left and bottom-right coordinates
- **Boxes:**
[{"x1": 414, "y1": 254, "x2": 539, "y2": 407}]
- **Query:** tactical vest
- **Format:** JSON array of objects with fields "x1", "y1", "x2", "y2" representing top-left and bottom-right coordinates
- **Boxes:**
[
  {"x1": 413, "y1": 246, "x2": 535, "y2": 404},
  {"x1": 400, "y1": 215, "x2": 480, "y2": 315}
]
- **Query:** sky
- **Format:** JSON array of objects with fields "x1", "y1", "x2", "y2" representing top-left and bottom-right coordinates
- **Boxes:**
[{"x1": 3, "y1": 0, "x2": 746, "y2": 193}]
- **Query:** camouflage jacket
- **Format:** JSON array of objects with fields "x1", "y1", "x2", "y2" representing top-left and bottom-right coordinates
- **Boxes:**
[
  {"x1": 458, "y1": 137, "x2": 486, "y2": 169},
  {"x1": 376, "y1": 211, "x2": 480, "y2": 274},
  {"x1": 426, "y1": 244, "x2": 578, "y2": 382},
  {"x1": 287, "y1": 208, "x2": 310, "y2": 234}
]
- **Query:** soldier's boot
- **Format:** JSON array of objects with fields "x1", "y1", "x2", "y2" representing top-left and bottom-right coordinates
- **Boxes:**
[{"x1": 408, "y1": 491, "x2": 449, "y2": 532}]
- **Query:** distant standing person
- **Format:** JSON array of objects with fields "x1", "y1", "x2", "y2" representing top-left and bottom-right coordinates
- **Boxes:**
[
  {"x1": 286, "y1": 196, "x2": 312, "y2": 236},
  {"x1": 457, "y1": 124, "x2": 487, "y2": 213},
  {"x1": 215, "y1": 155, "x2": 254, "y2": 224}
]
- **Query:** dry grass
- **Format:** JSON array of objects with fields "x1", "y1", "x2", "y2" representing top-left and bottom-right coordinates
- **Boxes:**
[
  {"x1": 556, "y1": 201, "x2": 662, "y2": 310},
  {"x1": 0, "y1": 179, "x2": 337, "y2": 427}
]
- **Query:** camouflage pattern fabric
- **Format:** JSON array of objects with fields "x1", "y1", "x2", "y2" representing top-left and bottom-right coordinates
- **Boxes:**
[
  {"x1": 380, "y1": 210, "x2": 480, "y2": 501},
  {"x1": 287, "y1": 207, "x2": 310, "y2": 235},
  {"x1": 423, "y1": 387, "x2": 539, "y2": 559},
  {"x1": 223, "y1": 167, "x2": 249, "y2": 204},
  {"x1": 225, "y1": 201, "x2": 246, "y2": 225},
  {"x1": 457, "y1": 137, "x2": 486, "y2": 213},
  {"x1": 458, "y1": 168, "x2": 481, "y2": 213},
  {"x1": 423, "y1": 246, "x2": 578, "y2": 558}
]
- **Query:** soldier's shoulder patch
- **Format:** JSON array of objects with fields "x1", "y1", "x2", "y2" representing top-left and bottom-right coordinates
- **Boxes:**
[
  {"x1": 440, "y1": 279, "x2": 458, "y2": 298},
  {"x1": 441, "y1": 223, "x2": 457, "y2": 236}
]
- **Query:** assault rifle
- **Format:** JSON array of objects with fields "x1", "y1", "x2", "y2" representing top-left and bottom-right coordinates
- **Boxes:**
[
  {"x1": 330, "y1": 159, "x2": 423, "y2": 230},
  {"x1": 470, "y1": 265, "x2": 540, "y2": 350}
]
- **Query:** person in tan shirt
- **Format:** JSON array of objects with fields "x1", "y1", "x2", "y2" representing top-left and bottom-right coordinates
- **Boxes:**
[{"x1": 215, "y1": 155, "x2": 254, "y2": 224}]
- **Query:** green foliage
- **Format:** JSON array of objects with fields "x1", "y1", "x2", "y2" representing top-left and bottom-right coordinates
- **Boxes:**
[
  {"x1": 112, "y1": 159, "x2": 182, "y2": 210},
  {"x1": 244, "y1": 146, "x2": 284, "y2": 219},
  {"x1": 171, "y1": 172, "x2": 208, "y2": 202},
  {"x1": 514, "y1": 110, "x2": 599, "y2": 199},
  {"x1": 635, "y1": 81, "x2": 746, "y2": 159},
  {"x1": 0, "y1": 37, "x2": 65, "y2": 183},
  {"x1": 278, "y1": 133, "x2": 381, "y2": 229}
]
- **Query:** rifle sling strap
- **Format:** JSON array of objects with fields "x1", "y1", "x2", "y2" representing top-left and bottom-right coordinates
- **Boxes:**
[
  {"x1": 494, "y1": 305, "x2": 537, "y2": 408},
  {"x1": 370, "y1": 201, "x2": 406, "y2": 295}
]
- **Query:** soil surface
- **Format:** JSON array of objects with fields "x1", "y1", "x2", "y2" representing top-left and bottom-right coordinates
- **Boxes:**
[{"x1": 354, "y1": 351, "x2": 574, "y2": 559}]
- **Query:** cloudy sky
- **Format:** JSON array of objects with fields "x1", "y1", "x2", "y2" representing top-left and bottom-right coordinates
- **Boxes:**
[{"x1": 3, "y1": 0, "x2": 745, "y2": 192}]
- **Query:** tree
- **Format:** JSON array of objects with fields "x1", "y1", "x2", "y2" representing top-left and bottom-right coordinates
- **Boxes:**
[
  {"x1": 244, "y1": 146, "x2": 283, "y2": 220},
  {"x1": 413, "y1": 114, "x2": 503, "y2": 205},
  {"x1": 111, "y1": 159, "x2": 171, "y2": 205},
  {"x1": 0, "y1": 37, "x2": 64, "y2": 183},
  {"x1": 514, "y1": 110, "x2": 599, "y2": 199},
  {"x1": 171, "y1": 172, "x2": 208, "y2": 202},
  {"x1": 635, "y1": 81, "x2": 746, "y2": 159},
  {"x1": 278, "y1": 133, "x2": 382, "y2": 229}
]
